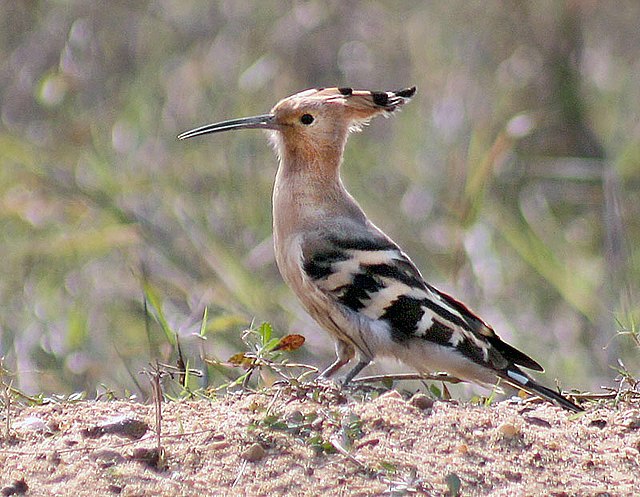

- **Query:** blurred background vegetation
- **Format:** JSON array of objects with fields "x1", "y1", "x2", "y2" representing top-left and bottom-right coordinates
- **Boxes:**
[{"x1": 0, "y1": 0, "x2": 638, "y2": 398}]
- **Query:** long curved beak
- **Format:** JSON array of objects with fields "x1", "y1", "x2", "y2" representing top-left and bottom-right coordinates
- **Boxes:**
[{"x1": 177, "y1": 114, "x2": 276, "y2": 140}]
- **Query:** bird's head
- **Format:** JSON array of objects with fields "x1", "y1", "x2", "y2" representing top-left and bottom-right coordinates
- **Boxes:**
[{"x1": 178, "y1": 86, "x2": 416, "y2": 163}]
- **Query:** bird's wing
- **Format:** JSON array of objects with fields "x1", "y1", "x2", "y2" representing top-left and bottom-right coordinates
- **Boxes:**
[{"x1": 300, "y1": 223, "x2": 543, "y2": 374}]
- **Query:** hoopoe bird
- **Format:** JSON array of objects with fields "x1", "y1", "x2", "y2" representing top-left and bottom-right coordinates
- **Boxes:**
[{"x1": 179, "y1": 86, "x2": 582, "y2": 412}]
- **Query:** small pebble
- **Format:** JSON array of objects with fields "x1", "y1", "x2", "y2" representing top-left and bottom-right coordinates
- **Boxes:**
[
  {"x1": 409, "y1": 394, "x2": 434, "y2": 410},
  {"x1": 498, "y1": 423, "x2": 519, "y2": 438},
  {"x1": 241, "y1": 443, "x2": 266, "y2": 462}
]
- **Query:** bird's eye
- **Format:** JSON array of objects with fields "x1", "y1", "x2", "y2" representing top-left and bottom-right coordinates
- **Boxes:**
[{"x1": 300, "y1": 114, "x2": 314, "y2": 125}]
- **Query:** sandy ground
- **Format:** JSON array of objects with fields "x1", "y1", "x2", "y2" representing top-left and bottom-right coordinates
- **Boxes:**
[{"x1": 1, "y1": 385, "x2": 638, "y2": 496}]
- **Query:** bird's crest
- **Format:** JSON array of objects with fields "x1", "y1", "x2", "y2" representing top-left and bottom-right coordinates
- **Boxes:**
[
  {"x1": 283, "y1": 86, "x2": 416, "y2": 111},
  {"x1": 273, "y1": 86, "x2": 416, "y2": 130}
]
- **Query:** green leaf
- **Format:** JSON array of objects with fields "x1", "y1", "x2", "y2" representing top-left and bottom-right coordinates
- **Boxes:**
[
  {"x1": 199, "y1": 307, "x2": 209, "y2": 337},
  {"x1": 381, "y1": 376, "x2": 394, "y2": 389},
  {"x1": 258, "y1": 322, "x2": 273, "y2": 344},
  {"x1": 182, "y1": 358, "x2": 191, "y2": 390},
  {"x1": 568, "y1": 410, "x2": 587, "y2": 422},
  {"x1": 379, "y1": 461, "x2": 397, "y2": 474},
  {"x1": 429, "y1": 384, "x2": 442, "y2": 398},
  {"x1": 263, "y1": 337, "x2": 281, "y2": 352},
  {"x1": 143, "y1": 282, "x2": 176, "y2": 346},
  {"x1": 322, "y1": 441, "x2": 336, "y2": 454}
]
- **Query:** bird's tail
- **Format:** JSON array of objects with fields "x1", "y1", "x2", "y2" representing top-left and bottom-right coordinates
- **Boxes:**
[{"x1": 501, "y1": 368, "x2": 583, "y2": 413}]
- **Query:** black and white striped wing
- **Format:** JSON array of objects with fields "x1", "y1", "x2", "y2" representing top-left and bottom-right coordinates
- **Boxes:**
[
  {"x1": 300, "y1": 229, "x2": 582, "y2": 412},
  {"x1": 301, "y1": 231, "x2": 543, "y2": 373}
]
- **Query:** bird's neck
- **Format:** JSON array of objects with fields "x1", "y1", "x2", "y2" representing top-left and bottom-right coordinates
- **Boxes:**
[
  {"x1": 273, "y1": 136, "x2": 345, "y2": 202},
  {"x1": 271, "y1": 142, "x2": 364, "y2": 241}
]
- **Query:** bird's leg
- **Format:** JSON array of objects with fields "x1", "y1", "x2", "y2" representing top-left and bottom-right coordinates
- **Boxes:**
[
  {"x1": 340, "y1": 359, "x2": 371, "y2": 386},
  {"x1": 318, "y1": 340, "x2": 354, "y2": 379},
  {"x1": 318, "y1": 357, "x2": 348, "y2": 379}
]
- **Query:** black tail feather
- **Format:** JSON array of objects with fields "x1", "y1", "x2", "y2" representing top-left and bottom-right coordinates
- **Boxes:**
[{"x1": 500, "y1": 368, "x2": 583, "y2": 413}]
